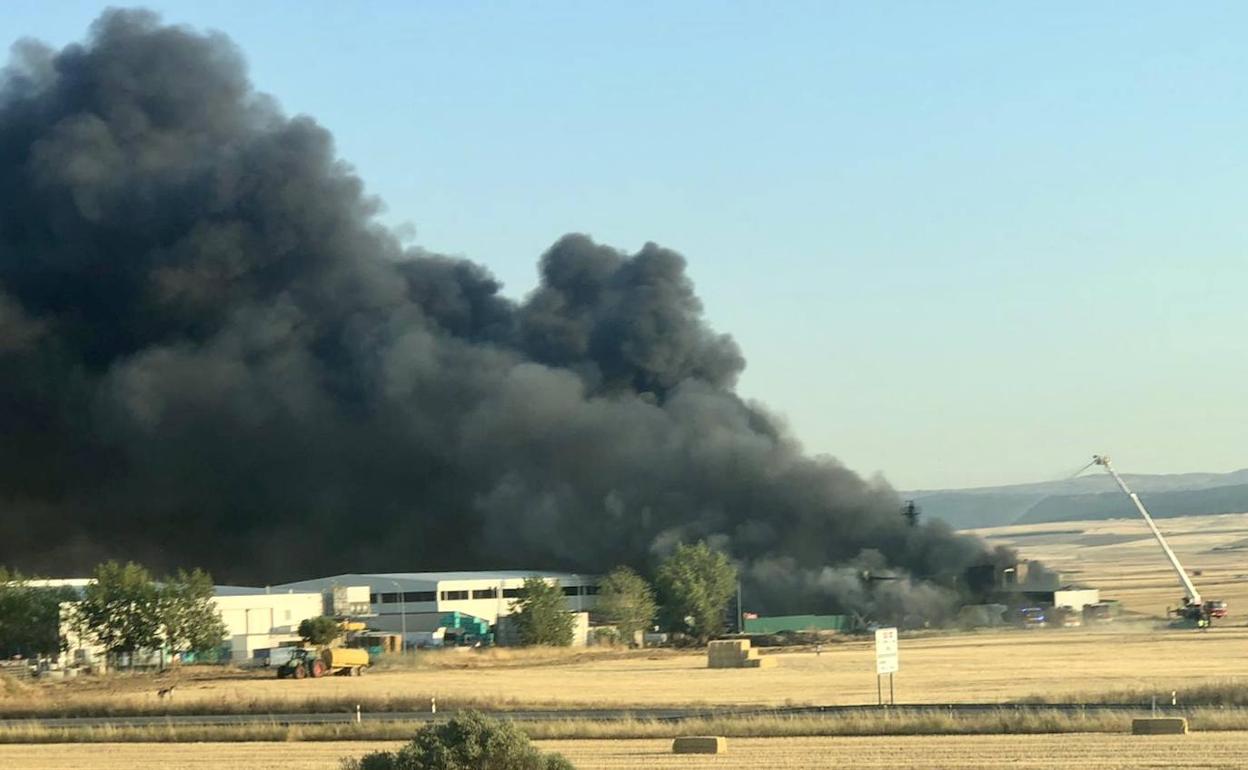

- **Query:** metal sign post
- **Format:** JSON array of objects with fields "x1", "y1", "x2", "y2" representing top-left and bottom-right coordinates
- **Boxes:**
[{"x1": 874, "y1": 626, "x2": 899, "y2": 706}]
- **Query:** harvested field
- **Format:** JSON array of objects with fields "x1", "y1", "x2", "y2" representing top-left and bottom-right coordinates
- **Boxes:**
[
  {"x1": 10, "y1": 625, "x2": 1248, "y2": 715},
  {"x1": 6, "y1": 733, "x2": 1248, "y2": 769},
  {"x1": 970, "y1": 512, "x2": 1248, "y2": 617}
]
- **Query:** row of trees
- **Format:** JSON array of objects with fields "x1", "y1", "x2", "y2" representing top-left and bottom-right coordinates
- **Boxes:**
[
  {"x1": 0, "y1": 568, "x2": 79, "y2": 658},
  {"x1": 1, "y1": 562, "x2": 226, "y2": 662},
  {"x1": 512, "y1": 541, "x2": 737, "y2": 647}
]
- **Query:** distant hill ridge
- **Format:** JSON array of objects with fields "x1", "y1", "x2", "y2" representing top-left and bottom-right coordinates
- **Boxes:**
[{"x1": 907, "y1": 469, "x2": 1248, "y2": 530}]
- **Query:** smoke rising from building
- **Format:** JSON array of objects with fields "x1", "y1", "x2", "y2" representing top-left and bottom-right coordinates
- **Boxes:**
[{"x1": 0, "y1": 10, "x2": 1011, "y2": 617}]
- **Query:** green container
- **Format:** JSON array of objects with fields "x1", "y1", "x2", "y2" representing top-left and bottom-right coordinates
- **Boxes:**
[{"x1": 743, "y1": 614, "x2": 849, "y2": 634}]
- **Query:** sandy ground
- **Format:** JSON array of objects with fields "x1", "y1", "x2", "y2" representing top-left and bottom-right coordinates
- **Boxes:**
[{"x1": 6, "y1": 733, "x2": 1248, "y2": 769}]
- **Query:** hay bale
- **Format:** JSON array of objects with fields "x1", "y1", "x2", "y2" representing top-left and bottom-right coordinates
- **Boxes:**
[
  {"x1": 708, "y1": 639, "x2": 770, "y2": 669},
  {"x1": 1132, "y1": 717, "x2": 1188, "y2": 735},
  {"x1": 742, "y1": 657, "x2": 775, "y2": 668},
  {"x1": 673, "y1": 736, "x2": 728, "y2": 754}
]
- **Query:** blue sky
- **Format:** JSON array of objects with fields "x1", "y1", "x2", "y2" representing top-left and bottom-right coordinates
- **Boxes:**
[{"x1": 6, "y1": 2, "x2": 1246, "y2": 489}]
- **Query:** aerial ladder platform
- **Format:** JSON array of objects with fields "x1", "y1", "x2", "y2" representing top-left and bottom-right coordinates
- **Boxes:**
[{"x1": 1092, "y1": 455, "x2": 1227, "y2": 626}]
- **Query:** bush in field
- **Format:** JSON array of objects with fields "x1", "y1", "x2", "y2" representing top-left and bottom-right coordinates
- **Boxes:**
[{"x1": 341, "y1": 712, "x2": 574, "y2": 770}]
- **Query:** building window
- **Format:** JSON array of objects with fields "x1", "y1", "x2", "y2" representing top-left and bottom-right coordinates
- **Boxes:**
[
  {"x1": 502, "y1": 588, "x2": 522, "y2": 598},
  {"x1": 380, "y1": 592, "x2": 400, "y2": 604},
  {"x1": 369, "y1": 593, "x2": 379, "y2": 604},
  {"x1": 404, "y1": 591, "x2": 435, "y2": 603},
  {"x1": 562, "y1": 586, "x2": 580, "y2": 597},
  {"x1": 584, "y1": 585, "x2": 600, "y2": 596},
  {"x1": 440, "y1": 590, "x2": 468, "y2": 601},
  {"x1": 472, "y1": 588, "x2": 497, "y2": 599}
]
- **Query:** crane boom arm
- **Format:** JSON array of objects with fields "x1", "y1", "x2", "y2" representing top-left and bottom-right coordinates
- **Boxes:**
[{"x1": 1093, "y1": 455, "x2": 1201, "y2": 605}]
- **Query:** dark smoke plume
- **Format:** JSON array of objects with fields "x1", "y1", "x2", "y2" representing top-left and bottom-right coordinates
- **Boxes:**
[{"x1": 0, "y1": 10, "x2": 1011, "y2": 619}]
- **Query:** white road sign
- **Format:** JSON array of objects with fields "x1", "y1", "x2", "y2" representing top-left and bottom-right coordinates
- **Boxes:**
[{"x1": 874, "y1": 626, "x2": 899, "y2": 674}]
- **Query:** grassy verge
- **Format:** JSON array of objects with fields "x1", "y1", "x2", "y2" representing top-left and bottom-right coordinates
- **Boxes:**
[
  {"x1": 1019, "y1": 680, "x2": 1248, "y2": 707},
  {"x1": 0, "y1": 692, "x2": 574, "y2": 720},
  {"x1": 2, "y1": 708, "x2": 1247, "y2": 744},
  {"x1": 8, "y1": 681, "x2": 1248, "y2": 720}
]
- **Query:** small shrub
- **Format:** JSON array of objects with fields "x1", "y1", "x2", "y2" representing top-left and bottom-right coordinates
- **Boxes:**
[
  {"x1": 341, "y1": 711, "x2": 574, "y2": 770},
  {"x1": 588, "y1": 627, "x2": 620, "y2": 646},
  {"x1": 298, "y1": 616, "x2": 342, "y2": 647}
]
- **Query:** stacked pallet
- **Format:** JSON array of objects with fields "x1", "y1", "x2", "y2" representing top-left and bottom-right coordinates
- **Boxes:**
[{"x1": 707, "y1": 639, "x2": 774, "y2": 668}]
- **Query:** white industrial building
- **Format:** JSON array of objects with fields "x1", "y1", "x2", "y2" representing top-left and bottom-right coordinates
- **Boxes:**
[
  {"x1": 212, "y1": 584, "x2": 371, "y2": 661},
  {"x1": 1048, "y1": 587, "x2": 1101, "y2": 613},
  {"x1": 50, "y1": 569, "x2": 596, "y2": 666},
  {"x1": 59, "y1": 582, "x2": 371, "y2": 666},
  {"x1": 273, "y1": 570, "x2": 599, "y2": 645}
]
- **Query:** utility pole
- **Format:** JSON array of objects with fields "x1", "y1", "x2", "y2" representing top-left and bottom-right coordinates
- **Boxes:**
[
  {"x1": 902, "y1": 500, "x2": 920, "y2": 527},
  {"x1": 736, "y1": 580, "x2": 743, "y2": 633}
]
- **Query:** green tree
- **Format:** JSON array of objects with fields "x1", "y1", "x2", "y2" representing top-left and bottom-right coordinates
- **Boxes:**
[
  {"x1": 594, "y1": 567, "x2": 656, "y2": 645},
  {"x1": 341, "y1": 711, "x2": 574, "y2": 770},
  {"x1": 511, "y1": 577, "x2": 575, "y2": 646},
  {"x1": 78, "y1": 561, "x2": 163, "y2": 662},
  {"x1": 159, "y1": 569, "x2": 226, "y2": 656},
  {"x1": 655, "y1": 541, "x2": 738, "y2": 643},
  {"x1": 0, "y1": 568, "x2": 79, "y2": 658},
  {"x1": 298, "y1": 616, "x2": 342, "y2": 647}
]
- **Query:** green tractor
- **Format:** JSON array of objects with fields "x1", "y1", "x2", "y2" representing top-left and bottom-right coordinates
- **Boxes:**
[{"x1": 276, "y1": 647, "x2": 370, "y2": 679}]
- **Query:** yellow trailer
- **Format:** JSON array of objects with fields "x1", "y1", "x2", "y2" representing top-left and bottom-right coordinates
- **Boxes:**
[
  {"x1": 321, "y1": 647, "x2": 369, "y2": 675},
  {"x1": 277, "y1": 647, "x2": 370, "y2": 678}
]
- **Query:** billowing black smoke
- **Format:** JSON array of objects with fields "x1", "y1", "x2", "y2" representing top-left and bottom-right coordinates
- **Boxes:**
[{"x1": 0, "y1": 10, "x2": 1011, "y2": 618}]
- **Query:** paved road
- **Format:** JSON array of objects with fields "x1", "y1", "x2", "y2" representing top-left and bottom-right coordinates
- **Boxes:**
[{"x1": 5, "y1": 703, "x2": 1235, "y2": 729}]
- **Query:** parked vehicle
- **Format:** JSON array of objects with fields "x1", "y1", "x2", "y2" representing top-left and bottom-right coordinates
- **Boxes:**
[
  {"x1": 277, "y1": 647, "x2": 369, "y2": 678},
  {"x1": 1016, "y1": 607, "x2": 1047, "y2": 628},
  {"x1": 255, "y1": 646, "x2": 300, "y2": 668},
  {"x1": 1083, "y1": 602, "x2": 1115, "y2": 624}
]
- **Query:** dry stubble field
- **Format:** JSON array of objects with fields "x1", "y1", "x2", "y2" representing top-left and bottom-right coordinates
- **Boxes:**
[
  {"x1": 23, "y1": 626, "x2": 1248, "y2": 711},
  {"x1": 970, "y1": 511, "x2": 1248, "y2": 618},
  {"x1": 5, "y1": 733, "x2": 1248, "y2": 769}
]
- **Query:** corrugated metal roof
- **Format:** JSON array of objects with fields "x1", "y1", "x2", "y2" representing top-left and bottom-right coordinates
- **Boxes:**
[
  {"x1": 371, "y1": 570, "x2": 591, "y2": 581},
  {"x1": 272, "y1": 570, "x2": 597, "y2": 592},
  {"x1": 213, "y1": 585, "x2": 278, "y2": 596}
]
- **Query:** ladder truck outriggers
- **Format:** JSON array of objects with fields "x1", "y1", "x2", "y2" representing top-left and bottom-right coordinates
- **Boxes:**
[{"x1": 1092, "y1": 455, "x2": 1228, "y2": 627}]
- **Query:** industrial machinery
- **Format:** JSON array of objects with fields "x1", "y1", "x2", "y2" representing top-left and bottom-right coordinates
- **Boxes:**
[
  {"x1": 1092, "y1": 455, "x2": 1227, "y2": 627},
  {"x1": 277, "y1": 647, "x2": 369, "y2": 678}
]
